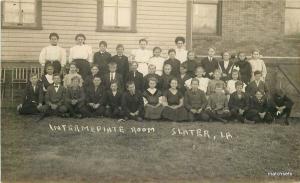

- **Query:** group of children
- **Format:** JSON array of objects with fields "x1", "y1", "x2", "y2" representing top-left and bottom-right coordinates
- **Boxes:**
[{"x1": 17, "y1": 33, "x2": 294, "y2": 125}]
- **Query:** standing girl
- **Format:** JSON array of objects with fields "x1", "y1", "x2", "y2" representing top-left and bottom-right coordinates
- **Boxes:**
[
  {"x1": 219, "y1": 51, "x2": 234, "y2": 82},
  {"x1": 248, "y1": 49, "x2": 267, "y2": 81},
  {"x1": 148, "y1": 47, "x2": 165, "y2": 76},
  {"x1": 232, "y1": 51, "x2": 252, "y2": 84}
]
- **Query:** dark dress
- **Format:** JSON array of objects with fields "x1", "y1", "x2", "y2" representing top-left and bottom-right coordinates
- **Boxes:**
[
  {"x1": 110, "y1": 54, "x2": 129, "y2": 79},
  {"x1": 164, "y1": 58, "x2": 181, "y2": 77},
  {"x1": 162, "y1": 90, "x2": 188, "y2": 121},
  {"x1": 233, "y1": 59, "x2": 252, "y2": 84},
  {"x1": 19, "y1": 83, "x2": 44, "y2": 115},
  {"x1": 127, "y1": 71, "x2": 144, "y2": 92},
  {"x1": 182, "y1": 59, "x2": 200, "y2": 77},
  {"x1": 93, "y1": 51, "x2": 111, "y2": 76},
  {"x1": 161, "y1": 74, "x2": 176, "y2": 92},
  {"x1": 201, "y1": 57, "x2": 219, "y2": 79},
  {"x1": 143, "y1": 89, "x2": 164, "y2": 119},
  {"x1": 218, "y1": 60, "x2": 234, "y2": 81}
]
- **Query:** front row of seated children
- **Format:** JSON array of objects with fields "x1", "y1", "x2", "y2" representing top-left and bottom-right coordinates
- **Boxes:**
[{"x1": 18, "y1": 65, "x2": 294, "y2": 125}]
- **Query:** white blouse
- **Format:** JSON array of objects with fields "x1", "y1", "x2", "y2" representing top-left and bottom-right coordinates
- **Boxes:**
[
  {"x1": 248, "y1": 59, "x2": 267, "y2": 80},
  {"x1": 175, "y1": 48, "x2": 188, "y2": 63},
  {"x1": 148, "y1": 56, "x2": 165, "y2": 76},
  {"x1": 39, "y1": 45, "x2": 67, "y2": 66},
  {"x1": 227, "y1": 80, "x2": 246, "y2": 94},
  {"x1": 131, "y1": 49, "x2": 152, "y2": 63},
  {"x1": 185, "y1": 77, "x2": 210, "y2": 93},
  {"x1": 69, "y1": 44, "x2": 93, "y2": 63}
]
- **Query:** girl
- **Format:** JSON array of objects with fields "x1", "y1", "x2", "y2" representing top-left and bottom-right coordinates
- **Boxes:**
[
  {"x1": 143, "y1": 77, "x2": 164, "y2": 120},
  {"x1": 164, "y1": 49, "x2": 181, "y2": 77},
  {"x1": 63, "y1": 63, "x2": 83, "y2": 88},
  {"x1": 148, "y1": 47, "x2": 165, "y2": 76},
  {"x1": 206, "y1": 69, "x2": 227, "y2": 96},
  {"x1": 174, "y1": 36, "x2": 188, "y2": 63},
  {"x1": 162, "y1": 78, "x2": 189, "y2": 122},
  {"x1": 130, "y1": 39, "x2": 152, "y2": 76},
  {"x1": 161, "y1": 64, "x2": 175, "y2": 92},
  {"x1": 219, "y1": 51, "x2": 234, "y2": 82},
  {"x1": 93, "y1": 40, "x2": 111, "y2": 75},
  {"x1": 182, "y1": 51, "x2": 199, "y2": 77},
  {"x1": 248, "y1": 49, "x2": 267, "y2": 81},
  {"x1": 226, "y1": 69, "x2": 246, "y2": 94},
  {"x1": 69, "y1": 33, "x2": 93, "y2": 79},
  {"x1": 185, "y1": 66, "x2": 209, "y2": 94},
  {"x1": 41, "y1": 65, "x2": 54, "y2": 92},
  {"x1": 232, "y1": 51, "x2": 252, "y2": 84}
]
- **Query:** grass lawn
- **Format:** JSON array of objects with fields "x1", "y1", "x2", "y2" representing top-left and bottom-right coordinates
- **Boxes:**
[{"x1": 1, "y1": 108, "x2": 300, "y2": 183}]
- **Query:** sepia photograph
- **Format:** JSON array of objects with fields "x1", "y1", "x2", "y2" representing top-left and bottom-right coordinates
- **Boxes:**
[{"x1": 1, "y1": 0, "x2": 300, "y2": 182}]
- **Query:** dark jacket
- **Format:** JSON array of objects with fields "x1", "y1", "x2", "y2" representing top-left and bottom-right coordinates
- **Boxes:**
[
  {"x1": 102, "y1": 72, "x2": 124, "y2": 91},
  {"x1": 201, "y1": 57, "x2": 219, "y2": 79},
  {"x1": 110, "y1": 54, "x2": 129, "y2": 79},
  {"x1": 122, "y1": 91, "x2": 144, "y2": 113},
  {"x1": 93, "y1": 51, "x2": 111, "y2": 75},
  {"x1": 85, "y1": 85, "x2": 105, "y2": 105},
  {"x1": 22, "y1": 83, "x2": 44, "y2": 104},
  {"x1": 228, "y1": 91, "x2": 250, "y2": 111},
  {"x1": 127, "y1": 71, "x2": 144, "y2": 92},
  {"x1": 246, "y1": 80, "x2": 268, "y2": 97},
  {"x1": 45, "y1": 84, "x2": 66, "y2": 105}
]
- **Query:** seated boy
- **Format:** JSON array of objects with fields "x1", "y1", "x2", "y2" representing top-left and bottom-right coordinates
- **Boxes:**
[
  {"x1": 206, "y1": 83, "x2": 231, "y2": 123},
  {"x1": 206, "y1": 69, "x2": 227, "y2": 96},
  {"x1": 246, "y1": 70, "x2": 268, "y2": 97},
  {"x1": 269, "y1": 88, "x2": 294, "y2": 125},
  {"x1": 143, "y1": 64, "x2": 161, "y2": 90},
  {"x1": 103, "y1": 61, "x2": 123, "y2": 91},
  {"x1": 122, "y1": 81, "x2": 144, "y2": 121},
  {"x1": 17, "y1": 73, "x2": 43, "y2": 115},
  {"x1": 184, "y1": 78, "x2": 210, "y2": 122},
  {"x1": 40, "y1": 74, "x2": 67, "y2": 117},
  {"x1": 105, "y1": 81, "x2": 124, "y2": 119},
  {"x1": 65, "y1": 76, "x2": 86, "y2": 118},
  {"x1": 228, "y1": 81, "x2": 250, "y2": 122},
  {"x1": 85, "y1": 76, "x2": 106, "y2": 117},
  {"x1": 185, "y1": 66, "x2": 210, "y2": 93}
]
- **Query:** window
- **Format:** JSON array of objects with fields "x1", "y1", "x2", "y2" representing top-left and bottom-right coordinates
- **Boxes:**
[
  {"x1": 97, "y1": 0, "x2": 137, "y2": 32},
  {"x1": 285, "y1": 0, "x2": 300, "y2": 35},
  {"x1": 1, "y1": 0, "x2": 42, "y2": 29},
  {"x1": 192, "y1": 0, "x2": 221, "y2": 35}
]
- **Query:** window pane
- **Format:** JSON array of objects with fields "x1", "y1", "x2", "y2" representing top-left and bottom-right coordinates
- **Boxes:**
[
  {"x1": 104, "y1": 0, "x2": 117, "y2": 7},
  {"x1": 118, "y1": 0, "x2": 131, "y2": 7},
  {"x1": 193, "y1": 4, "x2": 217, "y2": 34},
  {"x1": 285, "y1": 9, "x2": 300, "y2": 35},
  {"x1": 21, "y1": 2, "x2": 35, "y2": 23},
  {"x1": 103, "y1": 7, "x2": 116, "y2": 26},
  {"x1": 118, "y1": 7, "x2": 131, "y2": 27},
  {"x1": 4, "y1": 1, "x2": 20, "y2": 23},
  {"x1": 286, "y1": 0, "x2": 300, "y2": 8}
]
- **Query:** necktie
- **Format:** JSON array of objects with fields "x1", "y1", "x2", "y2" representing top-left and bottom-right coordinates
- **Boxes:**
[{"x1": 110, "y1": 73, "x2": 114, "y2": 81}]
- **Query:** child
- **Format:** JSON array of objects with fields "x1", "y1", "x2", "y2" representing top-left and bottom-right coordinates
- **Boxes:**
[
  {"x1": 143, "y1": 64, "x2": 161, "y2": 90},
  {"x1": 269, "y1": 89, "x2": 294, "y2": 125},
  {"x1": 105, "y1": 81, "x2": 124, "y2": 119},
  {"x1": 130, "y1": 38, "x2": 152, "y2": 76},
  {"x1": 219, "y1": 51, "x2": 234, "y2": 82},
  {"x1": 206, "y1": 83, "x2": 231, "y2": 123},
  {"x1": 143, "y1": 77, "x2": 164, "y2": 120},
  {"x1": 174, "y1": 36, "x2": 188, "y2": 63},
  {"x1": 110, "y1": 44, "x2": 129, "y2": 80},
  {"x1": 127, "y1": 61, "x2": 144, "y2": 92},
  {"x1": 227, "y1": 69, "x2": 246, "y2": 94},
  {"x1": 39, "y1": 32, "x2": 66, "y2": 74},
  {"x1": 185, "y1": 66, "x2": 210, "y2": 93},
  {"x1": 84, "y1": 64, "x2": 101, "y2": 88},
  {"x1": 122, "y1": 81, "x2": 144, "y2": 121},
  {"x1": 84, "y1": 76, "x2": 106, "y2": 117},
  {"x1": 164, "y1": 49, "x2": 181, "y2": 77},
  {"x1": 63, "y1": 63, "x2": 83, "y2": 88},
  {"x1": 162, "y1": 78, "x2": 189, "y2": 121},
  {"x1": 184, "y1": 78, "x2": 210, "y2": 122},
  {"x1": 228, "y1": 81, "x2": 250, "y2": 122},
  {"x1": 248, "y1": 49, "x2": 267, "y2": 81},
  {"x1": 182, "y1": 51, "x2": 200, "y2": 77},
  {"x1": 93, "y1": 41, "x2": 111, "y2": 75},
  {"x1": 69, "y1": 33, "x2": 93, "y2": 79},
  {"x1": 232, "y1": 51, "x2": 252, "y2": 84},
  {"x1": 17, "y1": 74, "x2": 43, "y2": 115},
  {"x1": 148, "y1": 47, "x2": 165, "y2": 76},
  {"x1": 161, "y1": 64, "x2": 176, "y2": 92},
  {"x1": 103, "y1": 61, "x2": 123, "y2": 91},
  {"x1": 177, "y1": 63, "x2": 192, "y2": 94},
  {"x1": 41, "y1": 65, "x2": 54, "y2": 92},
  {"x1": 201, "y1": 47, "x2": 219, "y2": 79},
  {"x1": 206, "y1": 69, "x2": 226, "y2": 95},
  {"x1": 40, "y1": 74, "x2": 67, "y2": 117},
  {"x1": 65, "y1": 76, "x2": 86, "y2": 118},
  {"x1": 246, "y1": 71, "x2": 268, "y2": 97},
  {"x1": 245, "y1": 90, "x2": 273, "y2": 123}
]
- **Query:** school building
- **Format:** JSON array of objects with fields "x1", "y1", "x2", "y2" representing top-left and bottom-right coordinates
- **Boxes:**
[{"x1": 1, "y1": 0, "x2": 300, "y2": 116}]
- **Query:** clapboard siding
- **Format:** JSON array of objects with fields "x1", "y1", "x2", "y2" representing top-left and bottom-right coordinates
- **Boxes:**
[{"x1": 1, "y1": 0, "x2": 187, "y2": 62}]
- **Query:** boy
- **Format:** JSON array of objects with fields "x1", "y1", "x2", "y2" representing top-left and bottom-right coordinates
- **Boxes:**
[
  {"x1": 110, "y1": 44, "x2": 129, "y2": 80},
  {"x1": 201, "y1": 47, "x2": 219, "y2": 79},
  {"x1": 206, "y1": 69, "x2": 227, "y2": 96},
  {"x1": 164, "y1": 49, "x2": 181, "y2": 77},
  {"x1": 122, "y1": 81, "x2": 144, "y2": 121},
  {"x1": 143, "y1": 64, "x2": 161, "y2": 90},
  {"x1": 174, "y1": 36, "x2": 188, "y2": 63},
  {"x1": 65, "y1": 76, "x2": 86, "y2": 118},
  {"x1": 206, "y1": 83, "x2": 231, "y2": 123},
  {"x1": 103, "y1": 61, "x2": 123, "y2": 91},
  {"x1": 269, "y1": 89, "x2": 294, "y2": 125},
  {"x1": 246, "y1": 70, "x2": 268, "y2": 97},
  {"x1": 40, "y1": 74, "x2": 67, "y2": 117},
  {"x1": 105, "y1": 81, "x2": 124, "y2": 119},
  {"x1": 245, "y1": 90, "x2": 273, "y2": 123},
  {"x1": 39, "y1": 32, "x2": 66, "y2": 74},
  {"x1": 127, "y1": 61, "x2": 144, "y2": 92},
  {"x1": 85, "y1": 76, "x2": 106, "y2": 117},
  {"x1": 17, "y1": 73, "x2": 43, "y2": 115},
  {"x1": 178, "y1": 63, "x2": 192, "y2": 94},
  {"x1": 93, "y1": 41, "x2": 111, "y2": 75},
  {"x1": 185, "y1": 66, "x2": 210, "y2": 94},
  {"x1": 228, "y1": 81, "x2": 250, "y2": 122},
  {"x1": 184, "y1": 78, "x2": 210, "y2": 122}
]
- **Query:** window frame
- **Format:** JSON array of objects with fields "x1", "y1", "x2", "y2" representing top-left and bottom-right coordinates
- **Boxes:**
[
  {"x1": 284, "y1": 0, "x2": 300, "y2": 37},
  {"x1": 1, "y1": 0, "x2": 42, "y2": 30},
  {"x1": 96, "y1": 0, "x2": 137, "y2": 33}
]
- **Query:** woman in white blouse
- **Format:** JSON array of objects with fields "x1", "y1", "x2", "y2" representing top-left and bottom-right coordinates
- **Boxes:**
[{"x1": 69, "y1": 33, "x2": 93, "y2": 79}]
